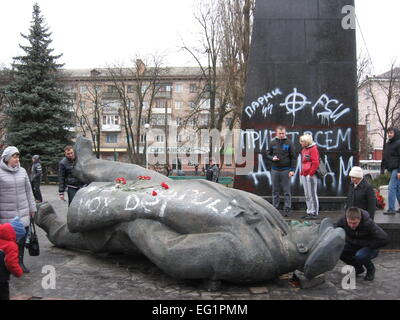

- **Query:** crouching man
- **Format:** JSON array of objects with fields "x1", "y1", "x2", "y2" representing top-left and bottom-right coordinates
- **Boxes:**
[{"x1": 335, "y1": 207, "x2": 389, "y2": 281}]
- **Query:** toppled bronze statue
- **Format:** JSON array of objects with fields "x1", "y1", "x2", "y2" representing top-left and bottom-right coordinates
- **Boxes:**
[{"x1": 35, "y1": 136, "x2": 345, "y2": 283}]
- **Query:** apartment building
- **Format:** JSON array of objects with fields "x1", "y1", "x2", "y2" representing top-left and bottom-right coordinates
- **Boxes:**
[
  {"x1": 60, "y1": 66, "x2": 237, "y2": 173},
  {"x1": 358, "y1": 68, "x2": 400, "y2": 160}
]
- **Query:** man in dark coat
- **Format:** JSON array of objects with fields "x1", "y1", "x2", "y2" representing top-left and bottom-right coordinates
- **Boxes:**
[
  {"x1": 31, "y1": 155, "x2": 43, "y2": 203},
  {"x1": 335, "y1": 207, "x2": 389, "y2": 281},
  {"x1": 266, "y1": 126, "x2": 296, "y2": 217},
  {"x1": 382, "y1": 127, "x2": 400, "y2": 215},
  {"x1": 205, "y1": 159, "x2": 219, "y2": 183},
  {"x1": 58, "y1": 146, "x2": 85, "y2": 206},
  {"x1": 346, "y1": 166, "x2": 376, "y2": 220}
]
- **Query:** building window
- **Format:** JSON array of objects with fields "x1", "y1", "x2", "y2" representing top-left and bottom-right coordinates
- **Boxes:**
[
  {"x1": 177, "y1": 135, "x2": 183, "y2": 143},
  {"x1": 151, "y1": 115, "x2": 165, "y2": 125},
  {"x1": 176, "y1": 117, "x2": 182, "y2": 126},
  {"x1": 189, "y1": 102, "x2": 196, "y2": 109},
  {"x1": 175, "y1": 84, "x2": 183, "y2": 93},
  {"x1": 107, "y1": 85, "x2": 118, "y2": 93},
  {"x1": 141, "y1": 85, "x2": 148, "y2": 94},
  {"x1": 143, "y1": 101, "x2": 150, "y2": 108},
  {"x1": 156, "y1": 99, "x2": 168, "y2": 108},
  {"x1": 106, "y1": 133, "x2": 118, "y2": 143},
  {"x1": 190, "y1": 84, "x2": 197, "y2": 93},
  {"x1": 156, "y1": 135, "x2": 165, "y2": 143},
  {"x1": 79, "y1": 86, "x2": 88, "y2": 94},
  {"x1": 175, "y1": 101, "x2": 183, "y2": 109},
  {"x1": 127, "y1": 85, "x2": 135, "y2": 93},
  {"x1": 103, "y1": 115, "x2": 119, "y2": 125}
]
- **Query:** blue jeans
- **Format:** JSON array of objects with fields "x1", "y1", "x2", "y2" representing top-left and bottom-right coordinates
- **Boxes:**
[
  {"x1": 67, "y1": 187, "x2": 80, "y2": 206},
  {"x1": 388, "y1": 169, "x2": 400, "y2": 211},
  {"x1": 341, "y1": 245, "x2": 379, "y2": 271}
]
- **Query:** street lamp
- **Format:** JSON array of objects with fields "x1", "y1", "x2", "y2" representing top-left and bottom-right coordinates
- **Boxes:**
[{"x1": 144, "y1": 123, "x2": 150, "y2": 169}]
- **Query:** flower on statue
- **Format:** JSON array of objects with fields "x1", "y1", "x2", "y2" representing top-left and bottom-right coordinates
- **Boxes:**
[
  {"x1": 161, "y1": 182, "x2": 169, "y2": 190},
  {"x1": 115, "y1": 177, "x2": 127, "y2": 187},
  {"x1": 138, "y1": 176, "x2": 151, "y2": 180}
]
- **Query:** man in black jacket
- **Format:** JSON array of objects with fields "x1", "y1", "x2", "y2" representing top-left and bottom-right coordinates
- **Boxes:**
[
  {"x1": 346, "y1": 166, "x2": 376, "y2": 220},
  {"x1": 266, "y1": 126, "x2": 296, "y2": 217},
  {"x1": 335, "y1": 207, "x2": 389, "y2": 281},
  {"x1": 382, "y1": 127, "x2": 400, "y2": 215},
  {"x1": 59, "y1": 145, "x2": 85, "y2": 206},
  {"x1": 31, "y1": 155, "x2": 43, "y2": 203}
]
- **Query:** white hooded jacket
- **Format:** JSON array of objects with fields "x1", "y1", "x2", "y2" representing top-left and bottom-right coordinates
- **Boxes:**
[{"x1": 0, "y1": 160, "x2": 36, "y2": 227}]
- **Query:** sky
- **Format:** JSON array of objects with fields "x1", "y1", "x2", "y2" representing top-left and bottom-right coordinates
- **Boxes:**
[{"x1": 0, "y1": 0, "x2": 399, "y2": 75}]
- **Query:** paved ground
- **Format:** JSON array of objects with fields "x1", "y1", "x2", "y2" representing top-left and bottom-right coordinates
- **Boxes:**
[{"x1": 9, "y1": 185, "x2": 400, "y2": 300}]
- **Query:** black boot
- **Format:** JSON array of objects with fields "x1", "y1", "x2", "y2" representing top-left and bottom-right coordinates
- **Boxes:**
[
  {"x1": 364, "y1": 263, "x2": 375, "y2": 281},
  {"x1": 18, "y1": 241, "x2": 30, "y2": 273}
]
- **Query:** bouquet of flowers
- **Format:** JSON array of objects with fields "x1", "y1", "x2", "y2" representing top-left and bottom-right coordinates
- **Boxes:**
[
  {"x1": 115, "y1": 177, "x2": 127, "y2": 188},
  {"x1": 375, "y1": 189, "x2": 385, "y2": 210}
]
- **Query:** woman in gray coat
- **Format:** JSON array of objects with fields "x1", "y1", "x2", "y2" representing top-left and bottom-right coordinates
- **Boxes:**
[{"x1": 0, "y1": 146, "x2": 37, "y2": 273}]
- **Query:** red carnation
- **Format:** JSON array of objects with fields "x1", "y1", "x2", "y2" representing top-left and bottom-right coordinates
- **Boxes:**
[
  {"x1": 161, "y1": 182, "x2": 169, "y2": 189},
  {"x1": 152, "y1": 191, "x2": 157, "y2": 196}
]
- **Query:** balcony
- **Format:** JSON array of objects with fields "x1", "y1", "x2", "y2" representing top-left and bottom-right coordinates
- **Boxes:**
[
  {"x1": 102, "y1": 92, "x2": 120, "y2": 100},
  {"x1": 101, "y1": 124, "x2": 121, "y2": 132},
  {"x1": 152, "y1": 108, "x2": 172, "y2": 114},
  {"x1": 155, "y1": 91, "x2": 172, "y2": 98}
]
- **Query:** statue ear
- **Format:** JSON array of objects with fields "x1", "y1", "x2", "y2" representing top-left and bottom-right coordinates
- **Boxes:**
[{"x1": 303, "y1": 225, "x2": 345, "y2": 279}]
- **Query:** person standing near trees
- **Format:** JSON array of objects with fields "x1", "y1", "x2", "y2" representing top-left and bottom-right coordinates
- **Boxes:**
[
  {"x1": 266, "y1": 126, "x2": 296, "y2": 217},
  {"x1": 59, "y1": 146, "x2": 85, "y2": 206},
  {"x1": 0, "y1": 146, "x2": 37, "y2": 273},
  {"x1": 31, "y1": 155, "x2": 43, "y2": 203},
  {"x1": 382, "y1": 127, "x2": 400, "y2": 215}
]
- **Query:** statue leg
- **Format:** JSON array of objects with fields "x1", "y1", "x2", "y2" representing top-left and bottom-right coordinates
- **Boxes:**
[
  {"x1": 35, "y1": 202, "x2": 90, "y2": 250},
  {"x1": 125, "y1": 218, "x2": 277, "y2": 283},
  {"x1": 35, "y1": 202, "x2": 141, "y2": 255}
]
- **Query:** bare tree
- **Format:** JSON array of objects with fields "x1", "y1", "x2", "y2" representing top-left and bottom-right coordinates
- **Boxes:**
[
  {"x1": 357, "y1": 50, "x2": 371, "y2": 89},
  {"x1": 72, "y1": 82, "x2": 103, "y2": 158},
  {"x1": 182, "y1": 0, "x2": 254, "y2": 169},
  {"x1": 365, "y1": 62, "x2": 400, "y2": 172},
  {"x1": 106, "y1": 55, "x2": 167, "y2": 164},
  {"x1": 182, "y1": 1, "x2": 226, "y2": 132},
  {"x1": 218, "y1": 0, "x2": 255, "y2": 130}
]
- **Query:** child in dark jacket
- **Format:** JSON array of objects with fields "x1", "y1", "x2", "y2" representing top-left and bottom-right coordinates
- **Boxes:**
[{"x1": 0, "y1": 216, "x2": 25, "y2": 300}]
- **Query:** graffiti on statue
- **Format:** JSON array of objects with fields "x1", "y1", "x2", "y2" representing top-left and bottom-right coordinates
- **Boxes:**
[{"x1": 245, "y1": 87, "x2": 351, "y2": 126}]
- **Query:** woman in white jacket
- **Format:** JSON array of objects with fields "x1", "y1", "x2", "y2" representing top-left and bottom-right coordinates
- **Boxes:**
[{"x1": 0, "y1": 146, "x2": 36, "y2": 273}]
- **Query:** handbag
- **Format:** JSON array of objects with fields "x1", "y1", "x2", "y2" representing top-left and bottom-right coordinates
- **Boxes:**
[
  {"x1": 316, "y1": 158, "x2": 328, "y2": 178},
  {"x1": 26, "y1": 216, "x2": 40, "y2": 256}
]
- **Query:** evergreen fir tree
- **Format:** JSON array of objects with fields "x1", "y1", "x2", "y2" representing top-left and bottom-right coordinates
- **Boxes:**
[{"x1": 5, "y1": 3, "x2": 74, "y2": 172}]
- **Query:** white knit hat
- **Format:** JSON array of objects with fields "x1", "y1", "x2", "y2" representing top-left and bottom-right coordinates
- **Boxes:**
[
  {"x1": 1, "y1": 146, "x2": 19, "y2": 162},
  {"x1": 349, "y1": 166, "x2": 363, "y2": 178}
]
